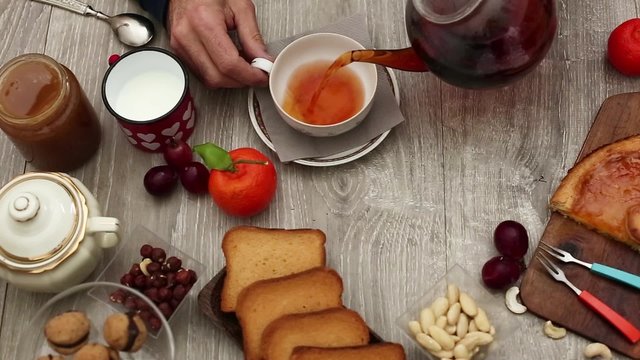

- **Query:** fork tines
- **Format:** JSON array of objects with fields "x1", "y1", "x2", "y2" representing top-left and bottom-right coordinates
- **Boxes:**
[{"x1": 536, "y1": 253, "x2": 560, "y2": 277}]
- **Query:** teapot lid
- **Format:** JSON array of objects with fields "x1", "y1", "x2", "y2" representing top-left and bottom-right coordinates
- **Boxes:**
[{"x1": 0, "y1": 172, "x2": 88, "y2": 273}]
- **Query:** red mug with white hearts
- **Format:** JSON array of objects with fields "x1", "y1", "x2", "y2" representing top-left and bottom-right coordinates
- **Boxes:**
[{"x1": 102, "y1": 47, "x2": 196, "y2": 152}]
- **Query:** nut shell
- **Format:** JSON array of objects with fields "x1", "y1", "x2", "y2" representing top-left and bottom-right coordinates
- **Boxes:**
[
  {"x1": 44, "y1": 311, "x2": 91, "y2": 355},
  {"x1": 103, "y1": 312, "x2": 148, "y2": 352}
]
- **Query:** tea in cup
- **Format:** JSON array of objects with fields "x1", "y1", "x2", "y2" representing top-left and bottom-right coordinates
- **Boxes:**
[
  {"x1": 251, "y1": 33, "x2": 378, "y2": 137},
  {"x1": 102, "y1": 48, "x2": 195, "y2": 152}
]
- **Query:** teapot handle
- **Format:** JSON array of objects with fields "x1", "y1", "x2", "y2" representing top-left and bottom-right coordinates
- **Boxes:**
[{"x1": 86, "y1": 217, "x2": 120, "y2": 248}]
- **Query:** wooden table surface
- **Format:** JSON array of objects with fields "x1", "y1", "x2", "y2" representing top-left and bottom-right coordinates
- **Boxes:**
[{"x1": 1, "y1": 0, "x2": 639, "y2": 359}]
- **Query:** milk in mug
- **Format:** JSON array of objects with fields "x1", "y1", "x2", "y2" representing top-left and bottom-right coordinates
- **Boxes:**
[{"x1": 114, "y1": 70, "x2": 184, "y2": 121}]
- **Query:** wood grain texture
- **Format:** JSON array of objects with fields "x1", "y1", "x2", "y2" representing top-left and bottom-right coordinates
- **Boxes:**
[
  {"x1": 520, "y1": 93, "x2": 640, "y2": 359},
  {"x1": 0, "y1": 0, "x2": 638, "y2": 359}
]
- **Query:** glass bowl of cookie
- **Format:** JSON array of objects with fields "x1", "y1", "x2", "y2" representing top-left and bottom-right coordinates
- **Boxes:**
[{"x1": 17, "y1": 282, "x2": 175, "y2": 359}]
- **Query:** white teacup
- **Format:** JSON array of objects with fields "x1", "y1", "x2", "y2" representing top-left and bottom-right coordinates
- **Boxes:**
[{"x1": 252, "y1": 33, "x2": 378, "y2": 137}]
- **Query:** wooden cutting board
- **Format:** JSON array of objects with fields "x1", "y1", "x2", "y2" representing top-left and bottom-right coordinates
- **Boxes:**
[{"x1": 520, "y1": 92, "x2": 640, "y2": 359}]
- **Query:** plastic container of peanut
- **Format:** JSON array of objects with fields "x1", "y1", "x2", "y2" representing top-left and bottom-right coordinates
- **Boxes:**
[{"x1": 396, "y1": 264, "x2": 522, "y2": 359}]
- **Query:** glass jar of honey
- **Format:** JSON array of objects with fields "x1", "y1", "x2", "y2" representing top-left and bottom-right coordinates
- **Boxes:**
[{"x1": 0, "y1": 54, "x2": 101, "y2": 171}]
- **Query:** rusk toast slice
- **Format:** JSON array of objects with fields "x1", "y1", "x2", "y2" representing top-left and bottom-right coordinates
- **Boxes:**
[
  {"x1": 221, "y1": 226, "x2": 326, "y2": 312},
  {"x1": 291, "y1": 343, "x2": 406, "y2": 360},
  {"x1": 550, "y1": 134, "x2": 640, "y2": 250},
  {"x1": 260, "y1": 308, "x2": 370, "y2": 360},
  {"x1": 235, "y1": 267, "x2": 343, "y2": 360}
]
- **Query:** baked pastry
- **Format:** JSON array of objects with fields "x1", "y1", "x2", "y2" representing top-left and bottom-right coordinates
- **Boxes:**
[
  {"x1": 73, "y1": 343, "x2": 119, "y2": 360},
  {"x1": 235, "y1": 267, "x2": 343, "y2": 360},
  {"x1": 44, "y1": 311, "x2": 91, "y2": 355},
  {"x1": 103, "y1": 312, "x2": 148, "y2": 352},
  {"x1": 36, "y1": 355, "x2": 65, "y2": 360},
  {"x1": 291, "y1": 343, "x2": 406, "y2": 360},
  {"x1": 260, "y1": 308, "x2": 370, "y2": 360},
  {"x1": 221, "y1": 226, "x2": 326, "y2": 312},
  {"x1": 550, "y1": 135, "x2": 640, "y2": 250}
]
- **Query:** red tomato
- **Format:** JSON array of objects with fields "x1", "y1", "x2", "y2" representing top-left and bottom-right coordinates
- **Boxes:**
[
  {"x1": 208, "y1": 148, "x2": 277, "y2": 217},
  {"x1": 608, "y1": 18, "x2": 640, "y2": 76}
]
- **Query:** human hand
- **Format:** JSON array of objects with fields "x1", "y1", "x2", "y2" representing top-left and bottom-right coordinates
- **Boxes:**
[{"x1": 167, "y1": 0, "x2": 270, "y2": 88}]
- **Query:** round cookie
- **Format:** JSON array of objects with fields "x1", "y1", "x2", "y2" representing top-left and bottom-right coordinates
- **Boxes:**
[
  {"x1": 103, "y1": 312, "x2": 148, "y2": 352},
  {"x1": 44, "y1": 311, "x2": 91, "y2": 355},
  {"x1": 73, "y1": 343, "x2": 119, "y2": 360},
  {"x1": 37, "y1": 355, "x2": 64, "y2": 360}
]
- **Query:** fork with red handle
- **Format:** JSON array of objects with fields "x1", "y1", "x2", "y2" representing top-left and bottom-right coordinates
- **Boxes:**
[
  {"x1": 539, "y1": 241, "x2": 640, "y2": 290},
  {"x1": 536, "y1": 253, "x2": 640, "y2": 343}
]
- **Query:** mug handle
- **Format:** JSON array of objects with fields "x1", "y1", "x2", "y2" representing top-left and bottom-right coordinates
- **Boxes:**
[
  {"x1": 251, "y1": 58, "x2": 274, "y2": 74},
  {"x1": 86, "y1": 217, "x2": 120, "y2": 248}
]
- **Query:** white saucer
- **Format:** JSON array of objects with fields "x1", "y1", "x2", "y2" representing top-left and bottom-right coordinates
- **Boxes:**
[{"x1": 247, "y1": 68, "x2": 400, "y2": 167}]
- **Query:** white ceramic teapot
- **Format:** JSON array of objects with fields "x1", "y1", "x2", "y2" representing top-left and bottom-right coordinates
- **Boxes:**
[{"x1": 0, "y1": 172, "x2": 120, "y2": 293}]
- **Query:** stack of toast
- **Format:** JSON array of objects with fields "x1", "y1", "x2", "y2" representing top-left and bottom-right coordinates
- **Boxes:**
[{"x1": 220, "y1": 226, "x2": 405, "y2": 360}]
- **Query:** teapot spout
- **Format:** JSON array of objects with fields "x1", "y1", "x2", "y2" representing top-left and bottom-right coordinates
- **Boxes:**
[{"x1": 350, "y1": 47, "x2": 429, "y2": 72}]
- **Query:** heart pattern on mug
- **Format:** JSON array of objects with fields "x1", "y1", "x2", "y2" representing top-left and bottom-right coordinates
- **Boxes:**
[
  {"x1": 127, "y1": 136, "x2": 137, "y2": 145},
  {"x1": 121, "y1": 127, "x2": 133, "y2": 136},
  {"x1": 182, "y1": 102, "x2": 192, "y2": 121},
  {"x1": 161, "y1": 123, "x2": 180, "y2": 137},
  {"x1": 186, "y1": 117, "x2": 195, "y2": 130},
  {"x1": 138, "y1": 133, "x2": 156, "y2": 142},
  {"x1": 174, "y1": 131, "x2": 183, "y2": 140},
  {"x1": 141, "y1": 142, "x2": 161, "y2": 151}
]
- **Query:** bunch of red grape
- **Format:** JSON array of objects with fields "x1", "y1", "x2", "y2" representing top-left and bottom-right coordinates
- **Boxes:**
[
  {"x1": 144, "y1": 138, "x2": 209, "y2": 196},
  {"x1": 481, "y1": 220, "x2": 529, "y2": 289},
  {"x1": 109, "y1": 244, "x2": 198, "y2": 331}
]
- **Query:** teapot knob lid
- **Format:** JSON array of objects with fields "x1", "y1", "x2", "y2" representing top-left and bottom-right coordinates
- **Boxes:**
[{"x1": 9, "y1": 192, "x2": 40, "y2": 222}]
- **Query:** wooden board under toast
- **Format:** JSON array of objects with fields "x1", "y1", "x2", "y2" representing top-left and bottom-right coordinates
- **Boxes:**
[
  {"x1": 197, "y1": 268, "x2": 384, "y2": 348},
  {"x1": 520, "y1": 92, "x2": 640, "y2": 359}
]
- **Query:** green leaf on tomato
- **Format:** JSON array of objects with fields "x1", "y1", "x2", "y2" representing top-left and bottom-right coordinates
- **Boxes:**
[{"x1": 194, "y1": 143, "x2": 233, "y2": 171}]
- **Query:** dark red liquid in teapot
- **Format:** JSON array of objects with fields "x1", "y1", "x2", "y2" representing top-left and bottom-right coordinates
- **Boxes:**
[{"x1": 406, "y1": 0, "x2": 557, "y2": 88}]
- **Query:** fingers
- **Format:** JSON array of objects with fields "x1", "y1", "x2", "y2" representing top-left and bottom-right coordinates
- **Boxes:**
[
  {"x1": 229, "y1": 0, "x2": 271, "y2": 60},
  {"x1": 192, "y1": 6, "x2": 269, "y2": 87},
  {"x1": 169, "y1": 14, "x2": 244, "y2": 88}
]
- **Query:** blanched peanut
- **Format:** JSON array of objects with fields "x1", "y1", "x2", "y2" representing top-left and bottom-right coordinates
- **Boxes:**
[
  {"x1": 428, "y1": 325, "x2": 455, "y2": 350},
  {"x1": 429, "y1": 349, "x2": 453, "y2": 359},
  {"x1": 459, "y1": 292, "x2": 478, "y2": 317},
  {"x1": 420, "y1": 308, "x2": 435, "y2": 332},
  {"x1": 416, "y1": 333, "x2": 441, "y2": 352},
  {"x1": 460, "y1": 331, "x2": 493, "y2": 349},
  {"x1": 436, "y1": 315, "x2": 448, "y2": 328},
  {"x1": 447, "y1": 284, "x2": 460, "y2": 304},
  {"x1": 447, "y1": 302, "x2": 461, "y2": 325},
  {"x1": 474, "y1": 308, "x2": 491, "y2": 332},
  {"x1": 431, "y1": 297, "x2": 450, "y2": 318},
  {"x1": 468, "y1": 319, "x2": 478, "y2": 332},
  {"x1": 408, "y1": 320, "x2": 422, "y2": 336},
  {"x1": 453, "y1": 343, "x2": 471, "y2": 359},
  {"x1": 456, "y1": 313, "x2": 469, "y2": 338},
  {"x1": 445, "y1": 324, "x2": 457, "y2": 335}
]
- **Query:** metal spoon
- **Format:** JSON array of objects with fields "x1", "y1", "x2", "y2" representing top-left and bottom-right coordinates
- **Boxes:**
[{"x1": 32, "y1": 0, "x2": 155, "y2": 47}]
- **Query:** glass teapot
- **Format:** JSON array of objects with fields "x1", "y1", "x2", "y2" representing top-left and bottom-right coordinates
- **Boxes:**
[{"x1": 345, "y1": 0, "x2": 557, "y2": 88}]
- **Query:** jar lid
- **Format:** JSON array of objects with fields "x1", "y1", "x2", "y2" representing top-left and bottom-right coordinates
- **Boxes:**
[{"x1": 0, "y1": 172, "x2": 88, "y2": 273}]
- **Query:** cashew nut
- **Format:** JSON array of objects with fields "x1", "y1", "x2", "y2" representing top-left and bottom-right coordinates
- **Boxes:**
[
  {"x1": 408, "y1": 320, "x2": 422, "y2": 336},
  {"x1": 505, "y1": 286, "x2": 527, "y2": 314},
  {"x1": 583, "y1": 342, "x2": 612, "y2": 359},
  {"x1": 543, "y1": 320, "x2": 567, "y2": 339},
  {"x1": 139, "y1": 258, "x2": 153, "y2": 276}
]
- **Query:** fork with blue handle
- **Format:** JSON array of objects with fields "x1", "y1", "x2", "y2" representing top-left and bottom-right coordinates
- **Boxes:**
[
  {"x1": 539, "y1": 242, "x2": 640, "y2": 291},
  {"x1": 536, "y1": 253, "x2": 640, "y2": 343}
]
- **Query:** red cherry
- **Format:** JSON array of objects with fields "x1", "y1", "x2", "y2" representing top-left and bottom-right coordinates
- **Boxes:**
[
  {"x1": 163, "y1": 138, "x2": 193, "y2": 169},
  {"x1": 608, "y1": 18, "x2": 640, "y2": 76}
]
